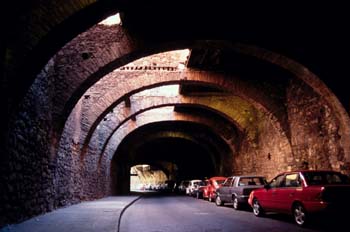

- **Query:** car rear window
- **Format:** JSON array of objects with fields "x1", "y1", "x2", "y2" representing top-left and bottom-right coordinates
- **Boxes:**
[
  {"x1": 303, "y1": 172, "x2": 350, "y2": 185},
  {"x1": 239, "y1": 177, "x2": 266, "y2": 186}
]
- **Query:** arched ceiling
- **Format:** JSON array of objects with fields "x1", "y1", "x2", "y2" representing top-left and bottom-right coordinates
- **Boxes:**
[
  {"x1": 3, "y1": 1, "x2": 350, "y2": 113},
  {"x1": 113, "y1": 121, "x2": 234, "y2": 179}
]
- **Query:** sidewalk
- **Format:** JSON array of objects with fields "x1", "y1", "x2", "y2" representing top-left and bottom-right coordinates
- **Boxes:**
[{"x1": 0, "y1": 196, "x2": 140, "y2": 232}]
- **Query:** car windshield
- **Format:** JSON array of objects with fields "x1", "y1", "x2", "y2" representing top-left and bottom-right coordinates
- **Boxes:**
[
  {"x1": 182, "y1": 181, "x2": 190, "y2": 187},
  {"x1": 197, "y1": 181, "x2": 206, "y2": 186},
  {"x1": 215, "y1": 179, "x2": 225, "y2": 185},
  {"x1": 303, "y1": 172, "x2": 350, "y2": 185}
]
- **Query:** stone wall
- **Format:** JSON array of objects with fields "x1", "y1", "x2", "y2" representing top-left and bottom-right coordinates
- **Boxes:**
[
  {"x1": 231, "y1": 78, "x2": 350, "y2": 181},
  {"x1": 287, "y1": 79, "x2": 350, "y2": 173},
  {"x1": 1, "y1": 60, "x2": 57, "y2": 226},
  {"x1": 232, "y1": 111, "x2": 292, "y2": 180}
]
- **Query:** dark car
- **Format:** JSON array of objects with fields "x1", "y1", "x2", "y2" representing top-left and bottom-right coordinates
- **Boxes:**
[
  {"x1": 248, "y1": 170, "x2": 350, "y2": 226},
  {"x1": 177, "y1": 180, "x2": 190, "y2": 194},
  {"x1": 215, "y1": 175, "x2": 266, "y2": 209}
]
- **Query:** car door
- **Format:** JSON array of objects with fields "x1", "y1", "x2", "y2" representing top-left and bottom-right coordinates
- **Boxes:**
[
  {"x1": 259, "y1": 174, "x2": 285, "y2": 210},
  {"x1": 274, "y1": 173, "x2": 302, "y2": 213},
  {"x1": 220, "y1": 177, "x2": 234, "y2": 202}
]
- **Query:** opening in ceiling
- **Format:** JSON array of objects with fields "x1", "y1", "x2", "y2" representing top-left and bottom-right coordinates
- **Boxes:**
[
  {"x1": 99, "y1": 13, "x2": 122, "y2": 26},
  {"x1": 118, "y1": 49, "x2": 190, "y2": 70}
]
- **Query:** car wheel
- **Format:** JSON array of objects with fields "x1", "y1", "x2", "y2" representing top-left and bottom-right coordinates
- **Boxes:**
[
  {"x1": 233, "y1": 196, "x2": 240, "y2": 210},
  {"x1": 293, "y1": 203, "x2": 307, "y2": 226},
  {"x1": 215, "y1": 195, "x2": 223, "y2": 206},
  {"x1": 252, "y1": 198, "x2": 264, "y2": 217}
]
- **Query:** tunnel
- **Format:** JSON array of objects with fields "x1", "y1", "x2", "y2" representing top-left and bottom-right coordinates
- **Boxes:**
[
  {"x1": 110, "y1": 121, "x2": 233, "y2": 194},
  {"x1": 1, "y1": 2, "x2": 350, "y2": 228}
]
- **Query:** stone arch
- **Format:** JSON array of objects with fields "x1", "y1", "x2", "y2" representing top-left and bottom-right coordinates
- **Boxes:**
[
  {"x1": 93, "y1": 104, "x2": 241, "y2": 167},
  {"x1": 87, "y1": 107, "x2": 237, "y2": 196},
  {"x1": 32, "y1": 35, "x2": 348, "y2": 167},
  {"x1": 109, "y1": 120, "x2": 234, "y2": 194},
  {"x1": 66, "y1": 72, "x2": 287, "y2": 157},
  {"x1": 96, "y1": 97, "x2": 268, "y2": 162}
]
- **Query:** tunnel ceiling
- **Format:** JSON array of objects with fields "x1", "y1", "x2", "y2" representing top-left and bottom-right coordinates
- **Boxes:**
[
  {"x1": 114, "y1": 121, "x2": 234, "y2": 179},
  {"x1": 118, "y1": 3, "x2": 349, "y2": 109}
]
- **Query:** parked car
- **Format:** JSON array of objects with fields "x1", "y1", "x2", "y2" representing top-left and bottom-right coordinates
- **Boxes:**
[
  {"x1": 178, "y1": 180, "x2": 190, "y2": 194},
  {"x1": 186, "y1": 179, "x2": 203, "y2": 196},
  {"x1": 203, "y1": 176, "x2": 227, "y2": 202},
  {"x1": 192, "y1": 180, "x2": 208, "y2": 198},
  {"x1": 248, "y1": 170, "x2": 350, "y2": 226},
  {"x1": 215, "y1": 175, "x2": 266, "y2": 209}
]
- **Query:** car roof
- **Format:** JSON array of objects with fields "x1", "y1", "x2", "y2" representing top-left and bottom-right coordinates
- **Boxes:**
[
  {"x1": 226, "y1": 175, "x2": 265, "y2": 178},
  {"x1": 277, "y1": 170, "x2": 342, "y2": 176},
  {"x1": 209, "y1": 176, "x2": 227, "y2": 180}
]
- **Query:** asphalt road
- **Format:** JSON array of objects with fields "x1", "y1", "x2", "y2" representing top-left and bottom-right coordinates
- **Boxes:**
[{"x1": 119, "y1": 193, "x2": 341, "y2": 232}]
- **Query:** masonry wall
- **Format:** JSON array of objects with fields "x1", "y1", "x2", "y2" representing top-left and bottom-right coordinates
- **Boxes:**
[
  {"x1": 287, "y1": 79, "x2": 350, "y2": 173},
  {"x1": 232, "y1": 112, "x2": 292, "y2": 180},
  {"x1": 1, "y1": 61, "x2": 57, "y2": 227},
  {"x1": 232, "y1": 78, "x2": 350, "y2": 181}
]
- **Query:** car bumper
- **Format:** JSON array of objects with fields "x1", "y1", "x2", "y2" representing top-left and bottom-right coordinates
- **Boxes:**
[
  {"x1": 237, "y1": 195, "x2": 249, "y2": 203},
  {"x1": 304, "y1": 201, "x2": 350, "y2": 214},
  {"x1": 303, "y1": 201, "x2": 329, "y2": 213}
]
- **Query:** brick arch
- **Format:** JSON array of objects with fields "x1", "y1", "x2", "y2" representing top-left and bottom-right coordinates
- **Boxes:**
[
  {"x1": 64, "y1": 71, "x2": 286, "y2": 160},
  {"x1": 89, "y1": 108, "x2": 237, "y2": 196},
  {"x1": 5, "y1": 2, "x2": 348, "y2": 161},
  {"x1": 39, "y1": 34, "x2": 348, "y2": 163},
  {"x1": 91, "y1": 102, "x2": 241, "y2": 165},
  {"x1": 91, "y1": 93, "x2": 275, "y2": 162},
  {"x1": 101, "y1": 113, "x2": 232, "y2": 191},
  {"x1": 109, "y1": 120, "x2": 234, "y2": 194},
  {"x1": 22, "y1": 13, "x2": 346, "y2": 160},
  {"x1": 94, "y1": 101, "x2": 291, "y2": 178},
  {"x1": 97, "y1": 102, "x2": 246, "y2": 165}
]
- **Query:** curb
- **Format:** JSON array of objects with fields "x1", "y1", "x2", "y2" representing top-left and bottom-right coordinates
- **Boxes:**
[{"x1": 116, "y1": 196, "x2": 142, "y2": 232}]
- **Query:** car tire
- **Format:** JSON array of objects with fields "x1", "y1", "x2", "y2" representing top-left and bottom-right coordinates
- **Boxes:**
[
  {"x1": 215, "y1": 195, "x2": 223, "y2": 206},
  {"x1": 252, "y1": 198, "x2": 264, "y2": 217},
  {"x1": 233, "y1": 196, "x2": 240, "y2": 210},
  {"x1": 293, "y1": 203, "x2": 307, "y2": 227}
]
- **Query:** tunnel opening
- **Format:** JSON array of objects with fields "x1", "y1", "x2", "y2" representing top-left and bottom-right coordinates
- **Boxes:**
[
  {"x1": 130, "y1": 164, "x2": 174, "y2": 192},
  {"x1": 110, "y1": 121, "x2": 233, "y2": 195}
]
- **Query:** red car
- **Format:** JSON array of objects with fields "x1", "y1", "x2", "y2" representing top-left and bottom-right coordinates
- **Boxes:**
[
  {"x1": 248, "y1": 170, "x2": 350, "y2": 226},
  {"x1": 203, "y1": 176, "x2": 227, "y2": 202}
]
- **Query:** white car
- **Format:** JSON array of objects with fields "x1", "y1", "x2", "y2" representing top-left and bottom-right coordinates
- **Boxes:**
[{"x1": 186, "y1": 179, "x2": 203, "y2": 196}]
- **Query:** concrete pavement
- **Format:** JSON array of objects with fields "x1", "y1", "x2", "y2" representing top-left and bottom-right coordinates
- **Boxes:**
[{"x1": 0, "y1": 196, "x2": 140, "y2": 232}]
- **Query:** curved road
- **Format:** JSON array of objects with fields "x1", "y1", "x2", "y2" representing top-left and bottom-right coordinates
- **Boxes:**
[{"x1": 120, "y1": 194, "x2": 340, "y2": 232}]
